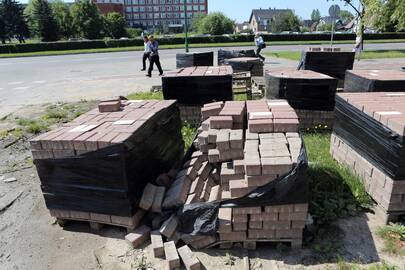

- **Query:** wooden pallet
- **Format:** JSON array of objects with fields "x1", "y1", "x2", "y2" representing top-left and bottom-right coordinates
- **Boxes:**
[
  {"x1": 50, "y1": 209, "x2": 145, "y2": 232},
  {"x1": 374, "y1": 204, "x2": 405, "y2": 224},
  {"x1": 207, "y1": 238, "x2": 303, "y2": 250}
]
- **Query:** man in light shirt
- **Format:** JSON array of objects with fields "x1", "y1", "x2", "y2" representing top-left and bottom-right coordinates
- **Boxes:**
[
  {"x1": 146, "y1": 35, "x2": 164, "y2": 77},
  {"x1": 141, "y1": 36, "x2": 151, "y2": 71},
  {"x1": 254, "y1": 33, "x2": 266, "y2": 61}
]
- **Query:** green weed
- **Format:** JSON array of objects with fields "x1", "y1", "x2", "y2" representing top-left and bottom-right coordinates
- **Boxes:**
[
  {"x1": 182, "y1": 121, "x2": 197, "y2": 150},
  {"x1": 377, "y1": 223, "x2": 405, "y2": 256},
  {"x1": 303, "y1": 133, "x2": 372, "y2": 224},
  {"x1": 127, "y1": 91, "x2": 164, "y2": 100},
  {"x1": 223, "y1": 252, "x2": 236, "y2": 266}
]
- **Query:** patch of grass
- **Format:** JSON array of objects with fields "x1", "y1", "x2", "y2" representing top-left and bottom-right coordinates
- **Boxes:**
[
  {"x1": 127, "y1": 91, "x2": 163, "y2": 100},
  {"x1": 181, "y1": 121, "x2": 196, "y2": 150},
  {"x1": 265, "y1": 51, "x2": 302, "y2": 61},
  {"x1": 377, "y1": 223, "x2": 405, "y2": 256},
  {"x1": 265, "y1": 49, "x2": 405, "y2": 61},
  {"x1": 132, "y1": 254, "x2": 153, "y2": 270},
  {"x1": 223, "y1": 252, "x2": 236, "y2": 266},
  {"x1": 303, "y1": 133, "x2": 372, "y2": 224},
  {"x1": 16, "y1": 118, "x2": 50, "y2": 135}
]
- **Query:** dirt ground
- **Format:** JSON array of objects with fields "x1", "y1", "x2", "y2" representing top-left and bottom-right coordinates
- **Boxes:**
[{"x1": 0, "y1": 103, "x2": 404, "y2": 270}]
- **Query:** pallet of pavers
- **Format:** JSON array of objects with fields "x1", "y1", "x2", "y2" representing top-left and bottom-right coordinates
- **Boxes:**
[
  {"x1": 218, "y1": 49, "x2": 257, "y2": 66},
  {"x1": 29, "y1": 98, "x2": 185, "y2": 230},
  {"x1": 224, "y1": 57, "x2": 264, "y2": 76},
  {"x1": 299, "y1": 47, "x2": 355, "y2": 83},
  {"x1": 143, "y1": 100, "x2": 309, "y2": 251},
  {"x1": 265, "y1": 68, "x2": 338, "y2": 130},
  {"x1": 344, "y1": 69, "x2": 405, "y2": 92},
  {"x1": 331, "y1": 92, "x2": 405, "y2": 223},
  {"x1": 162, "y1": 66, "x2": 234, "y2": 124},
  {"x1": 176, "y1": 51, "x2": 214, "y2": 69}
]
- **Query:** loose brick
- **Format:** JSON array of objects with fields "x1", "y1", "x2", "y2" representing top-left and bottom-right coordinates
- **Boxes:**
[
  {"x1": 125, "y1": 225, "x2": 151, "y2": 248},
  {"x1": 139, "y1": 183, "x2": 158, "y2": 211},
  {"x1": 261, "y1": 157, "x2": 292, "y2": 175},
  {"x1": 164, "y1": 241, "x2": 180, "y2": 270},
  {"x1": 210, "y1": 116, "x2": 233, "y2": 129},
  {"x1": 159, "y1": 214, "x2": 179, "y2": 238},
  {"x1": 218, "y1": 208, "x2": 232, "y2": 232},
  {"x1": 178, "y1": 245, "x2": 202, "y2": 270},
  {"x1": 99, "y1": 100, "x2": 121, "y2": 113},
  {"x1": 151, "y1": 231, "x2": 165, "y2": 258},
  {"x1": 151, "y1": 186, "x2": 166, "y2": 213},
  {"x1": 219, "y1": 231, "x2": 246, "y2": 241}
]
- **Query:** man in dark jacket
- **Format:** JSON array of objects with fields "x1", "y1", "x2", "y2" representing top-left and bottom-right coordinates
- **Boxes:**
[{"x1": 146, "y1": 35, "x2": 164, "y2": 77}]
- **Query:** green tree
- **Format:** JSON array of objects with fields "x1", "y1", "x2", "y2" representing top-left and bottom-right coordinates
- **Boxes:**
[
  {"x1": 311, "y1": 9, "x2": 321, "y2": 22},
  {"x1": 197, "y1": 12, "x2": 234, "y2": 35},
  {"x1": 191, "y1": 13, "x2": 206, "y2": 32},
  {"x1": 126, "y1": 27, "x2": 143, "y2": 38},
  {"x1": 365, "y1": 0, "x2": 405, "y2": 31},
  {"x1": 71, "y1": 0, "x2": 104, "y2": 39},
  {"x1": 272, "y1": 10, "x2": 301, "y2": 32},
  {"x1": 391, "y1": 0, "x2": 405, "y2": 30},
  {"x1": 0, "y1": 17, "x2": 6, "y2": 43},
  {"x1": 51, "y1": 0, "x2": 73, "y2": 39},
  {"x1": 339, "y1": 9, "x2": 355, "y2": 23},
  {"x1": 103, "y1": 12, "x2": 127, "y2": 39},
  {"x1": 0, "y1": 0, "x2": 29, "y2": 43},
  {"x1": 25, "y1": 0, "x2": 58, "y2": 41}
]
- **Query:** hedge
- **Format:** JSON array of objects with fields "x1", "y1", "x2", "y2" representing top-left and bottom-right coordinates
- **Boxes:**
[{"x1": 1, "y1": 33, "x2": 405, "y2": 54}]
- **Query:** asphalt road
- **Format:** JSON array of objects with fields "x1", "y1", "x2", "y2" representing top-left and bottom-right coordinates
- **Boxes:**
[{"x1": 1, "y1": 42, "x2": 405, "y2": 117}]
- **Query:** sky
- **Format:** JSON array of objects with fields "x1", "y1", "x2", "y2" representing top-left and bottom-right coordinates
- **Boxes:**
[
  {"x1": 209, "y1": 0, "x2": 360, "y2": 22},
  {"x1": 17, "y1": 0, "x2": 360, "y2": 22}
]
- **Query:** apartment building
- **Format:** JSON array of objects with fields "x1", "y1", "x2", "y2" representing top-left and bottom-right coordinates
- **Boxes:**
[{"x1": 94, "y1": 0, "x2": 208, "y2": 30}]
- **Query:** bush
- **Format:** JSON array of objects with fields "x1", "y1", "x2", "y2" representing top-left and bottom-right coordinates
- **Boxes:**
[{"x1": 2, "y1": 32, "x2": 405, "y2": 54}]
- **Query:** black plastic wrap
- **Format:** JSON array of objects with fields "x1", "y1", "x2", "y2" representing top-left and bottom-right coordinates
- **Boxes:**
[
  {"x1": 298, "y1": 51, "x2": 355, "y2": 80},
  {"x1": 176, "y1": 52, "x2": 214, "y2": 68},
  {"x1": 265, "y1": 73, "x2": 338, "y2": 111},
  {"x1": 178, "y1": 143, "x2": 309, "y2": 235},
  {"x1": 344, "y1": 71, "x2": 405, "y2": 92},
  {"x1": 334, "y1": 95, "x2": 405, "y2": 180},
  {"x1": 162, "y1": 75, "x2": 233, "y2": 105},
  {"x1": 34, "y1": 104, "x2": 185, "y2": 217},
  {"x1": 224, "y1": 57, "x2": 264, "y2": 76},
  {"x1": 218, "y1": 49, "x2": 257, "y2": 65}
]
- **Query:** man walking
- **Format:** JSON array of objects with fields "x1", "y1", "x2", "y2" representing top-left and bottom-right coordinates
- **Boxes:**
[
  {"x1": 141, "y1": 36, "x2": 151, "y2": 71},
  {"x1": 254, "y1": 33, "x2": 266, "y2": 61},
  {"x1": 146, "y1": 35, "x2": 164, "y2": 77}
]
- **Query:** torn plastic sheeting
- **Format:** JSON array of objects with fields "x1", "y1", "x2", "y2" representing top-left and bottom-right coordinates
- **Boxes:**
[
  {"x1": 333, "y1": 95, "x2": 405, "y2": 180},
  {"x1": 177, "y1": 142, "x2": 308, "y2": 236}
]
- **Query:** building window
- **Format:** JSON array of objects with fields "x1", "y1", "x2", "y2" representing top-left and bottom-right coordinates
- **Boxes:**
[
  {"x1": 193, "y1": 5, "x2": 198, "y2": 10},
  {"x1": 199, "y1": 5, "x2": 205, "y2": 11}
]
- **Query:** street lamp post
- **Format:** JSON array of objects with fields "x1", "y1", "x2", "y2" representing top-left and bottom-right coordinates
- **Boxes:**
[{"x1": 183, "y1": 0, "x2": 189, "y2": 52}]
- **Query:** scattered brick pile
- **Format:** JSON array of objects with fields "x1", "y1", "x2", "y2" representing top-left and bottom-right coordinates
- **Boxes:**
[
  {"x1": 224, "y1": 57, "x2": 264, "y2": 76},
  {"x1": 331, "y1": 92, "x2": 405, "y2": 221},
  {"x1": 176, "y1": 51, "x2": 214, "y2": 68},
  {"x1": 299, "y1": 48, "x2": 355, "y2": 81},
  {"x1": 135, "y1": 100, "x2": 307, "y2": 251},
  {"x1": 265, "y1": 69, "x2": 338, "y2": 129},
  {"x1": 344, "y1": 69, "x2": 405, "y2": 92},
  {"x1": 30, "y1": 99, "x2": 184, "y2": 225},
  {"x1": 217, "y1": 49, "x2": 257, "y2": 66},
  {"x1": 162, "y1": 66, "x2": 233, "y2": 106}
]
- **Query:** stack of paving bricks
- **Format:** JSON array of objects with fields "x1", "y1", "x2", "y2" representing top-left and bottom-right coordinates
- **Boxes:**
[
  {"x1": 265, "y1": 68, "x2": 338, "y2": 130},
  {"x1": 162, "y1": 66, "x2": 233, "y2": 124},
  {"x1": 224, "y1": 57, "x2": 264, "y2": 76},
  {"x1": 331, "y1": 92, "x2": 405, "y2": 222},
  {"x1": 176, "y1": 51, "x2": 214, "y2": 68},
  {"x1": 160, "y1": 100, "x2": 307, "y2": 249},
  {"x1": 299, "y1": 47, "x2": 355, "y2": 82},
  {"x1": 344, "y1": 70, "x2": 405, "y2": 92},
  {"x1": 30, "y1": 99, "x2": 184, "y2": 229},
  {"x1": 218, "y1": 49, "x2": 257, "y2": 65}
]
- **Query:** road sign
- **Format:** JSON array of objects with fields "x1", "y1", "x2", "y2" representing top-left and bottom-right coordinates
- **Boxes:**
[{"x1": 329, "y1": 5, "x2": 341, "y2": 18}]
